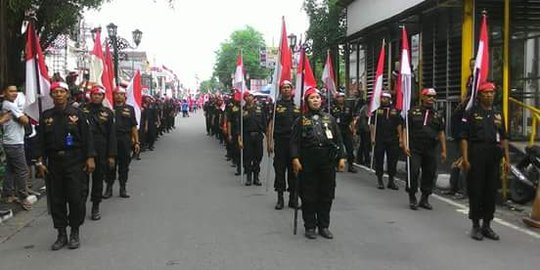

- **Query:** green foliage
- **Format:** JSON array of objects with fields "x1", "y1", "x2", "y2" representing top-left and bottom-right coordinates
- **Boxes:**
[
  {"x1": 213, "y1": 26, "x2": 271, "y2": 89},
  {"x1": 302, "y1": 0, "x2": 346, "y2": 85},
  {"x1": 199, "y1": 77, "x2": 220, "y2": 94}
]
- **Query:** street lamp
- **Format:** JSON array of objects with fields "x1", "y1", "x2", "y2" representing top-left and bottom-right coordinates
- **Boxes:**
[
  {"x1": 106, "y1": 23, "x2": 120, "y2": 84},
  {"x1": 106, "y1": 23, "x2": 143, "y2": 85},
  {"x1": 287, "y1": 33, "x2": 297, "y2": 51},
  {"x1": 132, "y1": 29, "x2": 142, "y2": 47}
]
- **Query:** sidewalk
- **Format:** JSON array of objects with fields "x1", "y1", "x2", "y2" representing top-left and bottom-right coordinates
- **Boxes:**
[{"x1": 0, "y1": 171, "x2": 46, "y2": 225}]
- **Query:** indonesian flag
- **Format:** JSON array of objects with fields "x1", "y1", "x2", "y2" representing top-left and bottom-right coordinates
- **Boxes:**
[
  {"x1": 368, "y1": 40, "x2": 386, "y2": 116},
  {"x1": 24, "y1": 21, "x2": 53, "y2": 122},
  {"x1": 233, "y1": 52, "x2": 247, "y2": 102},
  {"x1": 104, "y1": 42, "x2": 115, "y2": 106},
  {"x1": 270, "y1": 17, "x2": 292, "y2": 100},
  {"x1": 396, "y1": 27, "x2": 412, "y2": 119},
  {"x1": 466, "y1": 13, "x2": 490, "y2": 110},
  {"x1": 126, "y1": 70, "x2": 142, "y2": 127},
  {"x1": 89, "y1": 29, "x2": 113, "y2": 108},
  {"x1": 294, "y1": 47, "x2": 317, "y2": 105},
  {"x1": 322, "y1": 50, "x2": 337, "y2": 109}
]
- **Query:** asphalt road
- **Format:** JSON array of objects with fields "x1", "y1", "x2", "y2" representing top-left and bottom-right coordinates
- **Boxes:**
[{"x1": 0, "y1": 112, "x2": 539, "y2": 270}]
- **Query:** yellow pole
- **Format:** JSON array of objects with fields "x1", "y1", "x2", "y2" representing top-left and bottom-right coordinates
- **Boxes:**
[
  {"x1": 503, "y1": 0, "x2": 510, "y2": 132},
  {"x1": 461, "y1": 0, "x2": 474, "y2": 100},
  {"x1": 530, "y1": 115, "x2": 538, "y2": 147},
  {"x1": 509, "y1": 97, "x2": 540, "y2": 115}
]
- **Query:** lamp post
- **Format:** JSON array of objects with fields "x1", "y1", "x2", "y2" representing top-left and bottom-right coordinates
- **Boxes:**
[
  {"x1": 106, "y1": 23, "x2": 143, "y2": 85},
  {"x1": 131, "y1": 29, "x2": 142, "y2": 75},
  {"x1": 287, "y1": 33, "x2": 299, "y2": 68}
]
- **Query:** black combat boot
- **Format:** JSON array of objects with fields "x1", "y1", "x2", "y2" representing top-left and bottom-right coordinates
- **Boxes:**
[
  {"x1": 481, "y1": 220, "x2": 500, "y2": 240},
  {"x1": 102, "y1": 183, "x2": 113, "y2": 199},
  {"x1": 245, "y1": 172, "x2": 252, "y2": 186},
  {"x1": 409, "y1": 193, "x2": 418, "y2": 210},
  {"x1": 51, "y1": 228, "x2": 68, "y2": 251},
  {"x1": 275, "y1": 192, "x2": 284, "y2": 210},
  {"x1": 288, "y1": 192, "x2": 299, "y2": 209},
  {"x1": 234, "y1": 166, "x2": 241, "y2": 176},
  {"x1": 348, "y1": 162, "x2": 358, "y2": 173},
  {"x1": 253, "y1": 173, "x2": 262, "y2": 186},
  {"x1": 418, "y1": 194, "x2": 433, "y2": 210},
  {"x1": 119, "y1": 184, "x2": 130, "y2": 198},
  {"x1": 470, "y1": 219, "x2": 483, "y2": 241},
  {"x1": 387, "y1": 176, "x2": 399, "y2": 190},
  {"x1": 377, "y1": 176, "x2": 385, "y2": 189},
  {"x1": 91, "y1": 202, "x2": 101, "y2": 221},
  {"x1": 68, "y1": 227, "x2": 80, "y2": 249}
]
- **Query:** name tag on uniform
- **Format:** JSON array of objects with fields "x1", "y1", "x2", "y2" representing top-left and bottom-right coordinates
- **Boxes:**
[
  {"x1": 324, "y1": 123, "x2": 333, "y2": 139},
  {"x1": 336, "y1": 118, "x2": 341, "y2": 124},
  {"x1": 496, "y1": 132, "x2": 500, "y2": 143}
]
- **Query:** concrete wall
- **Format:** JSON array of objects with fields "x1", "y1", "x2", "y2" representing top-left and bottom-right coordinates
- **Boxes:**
[{"x1": 346, "y1": 0, "x2": 425, "y2": 36}]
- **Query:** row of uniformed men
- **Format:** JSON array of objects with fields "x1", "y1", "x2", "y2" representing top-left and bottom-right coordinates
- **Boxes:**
[{"x1": 35, "y1": 82, "x2": 144, "y2": 250}]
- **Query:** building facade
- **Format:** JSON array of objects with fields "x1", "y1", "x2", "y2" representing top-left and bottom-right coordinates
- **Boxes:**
[{"x1": 340, "y1": 0, "x2": 540, "y2": 140}]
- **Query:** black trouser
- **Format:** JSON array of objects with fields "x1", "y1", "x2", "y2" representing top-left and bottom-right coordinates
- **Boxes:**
[
  {"x1": 357, "y1": 130, "x2": 371, "y2": 165},
  {"x1": 83, "y1": 138, "x2": 106, "y2": 205},
  {"x1": 232, "y1": 134, "x2": 241, "y2": 172},
  {"x1": 374, "y1": 139, "x2": 399, "y2": 178},
  {"x1": 408, "y1": 146, "x2": 437, "y2": 195},
  {"x1": 47, "y1": 150, "x2": 85, "y2": 229},
  {"x1": 107, "y1": 134, "x2": 131, "y2": 186},
  {"x1": 299, "y1": 147, "x2": 336, "y2": 230},
  {"x1": 273, "y1": 137, "x2": 295, "y2": 193},
  {"x1": 243, "y1": 132, "x2": 263, "y2": 174},
  {"x1": 339, "y1": 126, "x2": 355, "y2": 164},
  {"x1": 467, "y1": 143, "x2": 501, "y2": 221},
  {"x1": 146, "y1": 127, "x2": 157, "y2": 149}
]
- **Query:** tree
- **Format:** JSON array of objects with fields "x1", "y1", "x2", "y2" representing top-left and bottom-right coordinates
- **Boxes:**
[
  {"x1": 199, "y1": 77, "x2": 220, "y2": 94},
  {"x1": 302, "y1": 0, "x2": 346, "y2": 86},
  {"x1": 213, "y1": 26, "x2": 271, "y2": 89}
]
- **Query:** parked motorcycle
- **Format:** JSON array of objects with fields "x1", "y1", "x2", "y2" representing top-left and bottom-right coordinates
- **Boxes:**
[{"x1": 509, "y1": 145, "x2": 540, "y2": 204}]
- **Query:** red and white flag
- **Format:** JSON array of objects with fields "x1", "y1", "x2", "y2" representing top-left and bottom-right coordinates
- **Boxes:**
[
  {"x1": 396, "y1": 27, "x2": 412, "y2": 119},
  {"x1": 368, "y1": 40, "x2": 386, "y2": 116},
  {"x1": 294, "y1": 47, "x2": 317, "y2": 105},
  {"x1": 104, "y1": 42, "x2": 115, "y2": 106},
  {"x1": 466, "y1": 13, "x2": 490, "y2": 110},
  {"x1": 89, "y1": 29, "x2": 113, "y2": 108},
  {"x1": 271, "y1": 17, "x2": 292, "y2": 100},
  {"x1": 24, "y1": 21, "x2": 53, "y2": 122},
  {"x1": 233, "y1": 52, "x2": 247, "y2": 92},
  {"x1": 322, "y1": 51, "x2": 337, "y2": 96},
  {"x1": 126, "y1": 70, "x2": 142, "y2": 127}
]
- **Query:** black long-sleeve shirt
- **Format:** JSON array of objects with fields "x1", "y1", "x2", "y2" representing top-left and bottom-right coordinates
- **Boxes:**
[
  {"x1": 37, "y1": 104, "x2": 96, "y2": 159},
  {"x1": 290, "y1": 109, "x2": 346, "y2": 159},
  {"x1": 82, "y1": 103, "x2": 117, "y2": 157}
]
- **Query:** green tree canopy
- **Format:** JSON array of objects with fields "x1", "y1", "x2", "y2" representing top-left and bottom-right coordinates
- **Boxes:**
[
  {"x1": 213, "y1": 26, "x2": 270, "y2": 90},
  {"x1": 199, "y1": 77, "x2": 221, "y2": 94}
]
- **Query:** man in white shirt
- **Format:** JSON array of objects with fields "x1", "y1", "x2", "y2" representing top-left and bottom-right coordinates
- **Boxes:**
[{"x1": 1, "y1": 84, "x2": 31, "y2": 210}]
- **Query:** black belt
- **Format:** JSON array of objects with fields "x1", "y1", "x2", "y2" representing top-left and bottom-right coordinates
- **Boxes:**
[{"x1": 49, "y1": 149, "x2": 81, "y2": 157}]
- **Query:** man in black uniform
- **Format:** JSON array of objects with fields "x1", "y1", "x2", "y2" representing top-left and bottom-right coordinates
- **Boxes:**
[
  {"x1": 371, "y1": 91, "x2": 402, "y2": 190},
  {"x1": 267, "y1": 80, "x2": 301, "y2": 209},
  {"x1": 104, "y1": 86, "x2": 140, "y2": 199},
  {"x1": 354, "y1": 98, "x2": 371, "y2": 166},
  {"x1": 291, "y1": 87, "x2": 346, "y2": 239},
  {"x1": 402, "y1": 88, "x2": 447, "y2": 210},
  {"x1": 81, "y1": 86, "x2": 116, "y2": 220},
  {"x1": 36, "y1": 82, "x2": 96, "y2": 250},
  {"x1": 330, "y1": 92, "x2": 357, "y2": 173},
  {"x1": 227, "y1": 90, "x2": 242, "y2": 175},
  {"x1": 240, "y1": 91, "x2": 267, "y2": 186},
  {"x1": 460, "y1": 82, "x2": 510, "y2": 241}
]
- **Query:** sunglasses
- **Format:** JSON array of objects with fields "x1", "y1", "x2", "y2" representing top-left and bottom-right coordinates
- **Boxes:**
[{"x1": 426, "y1": 95, "x2": 437, "y2": 99}]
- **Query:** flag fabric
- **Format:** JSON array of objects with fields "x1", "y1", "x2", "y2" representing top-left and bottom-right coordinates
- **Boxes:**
[
  {"x1": 24, "y1": 21, "x2": 53, "y2": 122},
  {"x1": 368, "y1": 41, "x2": 386, "y2": 116},
  {"x1": 104, "y1": 43, "x2": 115, "y2": 107},
  {"x1": 294, "y1": 47, "x2": 317, "y2": 105},
  {"x1": 396, "y1": 27, "x2": 412, "y2": 119},
  {"x1": 322, "y1": 51, "x2": 337, "y2": 110},
  {"x1": 126, "y1": 70, "x2": 142, "y2": 127},
  {"x1": 278, "y1": 17, "x2": 292, "y2": 86},
  {"x1": 89, "y1": 29, "x2": 113, "y2": 108},
  {"x1": 465, "y1": 13, "x2": 490, "y2": 110}
]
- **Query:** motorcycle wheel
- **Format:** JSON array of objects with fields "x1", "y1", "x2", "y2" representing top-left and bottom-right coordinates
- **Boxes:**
[{"x1": 509, "y1": 176, "x2": 536, "y2": 204}]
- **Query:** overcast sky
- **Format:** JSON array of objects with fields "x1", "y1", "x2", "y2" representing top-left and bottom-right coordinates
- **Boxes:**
[{"x1": 84, "y1": 0, "x2": 309, "y2": 89}]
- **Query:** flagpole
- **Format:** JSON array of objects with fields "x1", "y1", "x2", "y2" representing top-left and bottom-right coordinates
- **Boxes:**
[
  {"x1": 293, "y1": 44, "x2": 306, "y2": 235},
  {"x1": 266, "y1": 37, "x2": 283, "y2": 192},
  {"x1": 370, "y1": 113, "x2": 378, "y2": 170},
  {"x1": 239, "y1": 50, "x2": 244, "y2": 185}
]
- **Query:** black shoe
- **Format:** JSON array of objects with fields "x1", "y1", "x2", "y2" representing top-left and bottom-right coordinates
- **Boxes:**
[
  {"x1": 119, "y1": 185, "x2": 131, "y2": 198},
  {"x1": 377, "y1": 178, "x2": 385, "y2": 190},
  {"x1": 288, "y1": 192, "x2": 299, "y2": 209},
  {"x1": 386, "y1": 180, "x2": 399, "y2": 190},
  {"x1": 482, "y1": 226, "x2": 500, "y2": 240},
  {"x1": 275, "y1": 193, "x2": 284, "y2": 210},
  {"x1": 304, "y1": 229, "x2": 317, "y2": 239},
  {"x1": 234, "y1": 171, "x2": 241, "y2": 176},
  {"x1": 91, "y1": 203, "x2": 101, "y2": 221},
  {"x1": 253, "y1": 174, "x2": 262, "y2": 186},
  {"x1": 471, "y1": 227, "x2": 484, "y2": 241},
  {"x1": 245, "y1": 173, "x2": 252, "y2": 186},
  {"x1": 68, "y1": 227, "x2": 80, "y2": 249},
  {"x1": 409, "y1": 194, "x2": 418, "y2": 210},
  {"x1": 102, "y1": 184, "x2": 113, "y2": 199},
  {"x1": 419, "y1": 195, "x2": 433, "y2": 210},
  {"x1": 51, "y1": 228, "x2": 68, "y2": 251},
  {"x1": 318, "y1": 228, "x2": 334, "y2": 239}
]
